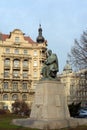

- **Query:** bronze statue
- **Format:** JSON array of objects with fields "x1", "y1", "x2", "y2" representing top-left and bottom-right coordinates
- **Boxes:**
[{"x1": 41, "y1": 49, "x2": 59, "y2": 80}]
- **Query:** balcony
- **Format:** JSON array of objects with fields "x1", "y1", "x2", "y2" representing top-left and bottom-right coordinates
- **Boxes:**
[
  {"x1": 0, "y1": 88, "x2": 15, "y2": 93},
  {"x1": 22, "y1": 76, "x2": 29, "y2": 81},
  {"x1": 3, "y1": 89, "x2": 9, "y2": 92},
  {"x1": 13, "y1": 66, "x2": 20, "y2": 70},
  {"x1": 12, "y1": 76, "x2": 20, "y2": 79},
  {"x1": 2, "y1": 53, "x2": 31, "y2": 59},
  {"x1": 4, "y1": 75, "x2": 10, "y2": 79},
  {"x1": 23, "y1": 66, "x2": 29, "y2": 71},
  {"x1": 29, "y1": 88, "x2": 35, "y2": 93},
  {"x1": 4, "y1": 65, "x2": 10, "y2": 70},
  {"x1": 22, "y1": 89, "x2": 28, "y2": 93},
  {"x1": 12, "y1": 89, "x2": 19, "y2": 92}
]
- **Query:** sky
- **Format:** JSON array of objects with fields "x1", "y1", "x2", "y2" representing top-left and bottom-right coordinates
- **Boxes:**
[{"x1": 0, "y1": 0, "x2": 87, "y2": 72}]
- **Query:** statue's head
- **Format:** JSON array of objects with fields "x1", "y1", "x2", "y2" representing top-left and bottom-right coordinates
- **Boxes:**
[{"x1": 47, "y1": 50, "x2": 52, "y2": 56}]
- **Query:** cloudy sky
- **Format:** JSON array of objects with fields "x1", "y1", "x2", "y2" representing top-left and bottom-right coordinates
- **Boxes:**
[{"x1": 0, "y1": 0, "x2": 87, "y2": 72}]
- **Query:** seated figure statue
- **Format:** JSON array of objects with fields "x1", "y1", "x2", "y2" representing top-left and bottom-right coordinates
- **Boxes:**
[{"x1": 41, "y1": 49, "x2": 59, "y2": 80}]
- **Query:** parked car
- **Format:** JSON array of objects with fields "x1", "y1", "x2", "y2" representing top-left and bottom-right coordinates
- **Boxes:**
[{"x1": 78, "y1": 109, "x2": 87, "y2": 118}]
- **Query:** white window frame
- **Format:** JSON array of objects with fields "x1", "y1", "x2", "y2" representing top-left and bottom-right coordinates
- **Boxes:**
[
  {"x1": 34, "y1": 50, "x2": 37, "y2": 56},
  {"x1": 33, "y1": 61, "x2": 37, "y2": 66}
]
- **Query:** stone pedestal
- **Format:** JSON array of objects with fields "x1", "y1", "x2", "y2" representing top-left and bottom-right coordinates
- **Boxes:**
[
  {"x1": 12, "y1": 80, "x2": 87, "y2": 129},
  {"x1": 30, "y1": 80, "x2": 70, "y2": 120}
]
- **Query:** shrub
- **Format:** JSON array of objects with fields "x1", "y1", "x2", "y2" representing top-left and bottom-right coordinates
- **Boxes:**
[
  {"x1": 0, "y1": 109, "x2": 10, "y2": 115},
  {"x1": 12, "y1": 100, "x2": 31, "y2": 117},
  {"x1": 0, "y1": 109, "x2": 6, "y2": 114},
  {"x1": 68, "y1": 102, "x2": 81, "y2": 117}
]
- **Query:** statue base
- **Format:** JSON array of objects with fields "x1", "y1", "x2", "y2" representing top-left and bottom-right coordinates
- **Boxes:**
[
  {"x1": 30, "y1": 80, "x2": 70, "y2": 120},
  {"x1": 12, "y1": 80, "x2": 87, "y2": 129}
]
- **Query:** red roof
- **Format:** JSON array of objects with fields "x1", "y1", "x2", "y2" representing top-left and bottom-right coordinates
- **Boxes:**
[
  {"x1": 24, "y1": 36, "x2": 35, "y2": 43},
  {"x1": 1, "y1": 34, "x2": 35, "y2": 43},
  {"x1": 2, "y1": 34, "x2": 9, "y2": 40}
]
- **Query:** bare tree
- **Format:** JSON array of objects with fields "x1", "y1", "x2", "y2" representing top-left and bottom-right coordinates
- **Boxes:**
[{"x1": 68, "y1": 31, "x2": 87, "y2": 70}]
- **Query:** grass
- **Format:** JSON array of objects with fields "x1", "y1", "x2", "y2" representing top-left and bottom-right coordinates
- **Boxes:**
[
  {"x1": 0, "y1": 114, "x2": 87, "y2": 130},
  {"x1": 61, "y1": 126, "x2": 87, "y2": 130},
  {"x1": 0, "y1": 114, "x2": 37, "y2": 130}
]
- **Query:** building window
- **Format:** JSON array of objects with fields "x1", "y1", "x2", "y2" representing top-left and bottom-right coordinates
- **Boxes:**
[
  {"x1": 23, "y1": 60, "x2": 28, "y2": 67},
  {"x1": 24, "y1": 50, "x2": 28, "y2": 55},
  {"x1": 3, "y1": 82, "x2": 8, "y2": 89},
  {"x1": 4, "y1": 70, "x2": 9, "y2": 77},
  {"x1": 23, "y1": 71, "x2": 28, "y2": 78},
  {"x1": 34, "y1": 71, "x2": 37, "y2": 77},
  {"x1": 22, "y1": 94, "x2": 27, "y2": 101},
  {"x1": 3, "y1": 94, "x2": 8, "y2": 100},
  {"x1": 13, "y1": 59, "x2": 20, "y2": 67},
  {"x1": 34, "y1": 61, "x2": 37, "y2": 66},
  {"x1": 4, "y1": 59, "x2": 10, "y2": 66},
  {"x1": 15, "y1": 37, "x2": 19, "y2": 42},
  {"x1": 13, "y1": 70, "x2": 19, "y2": 78},
  {"x1": 22, "y1": 83, "x2": 27, "y2": 90},
  {"x1": 14, "y1": 49, "x2": 19, "y2": 54},
  {"x1": 12, "y1": 82, "x2": 18, "y2": 91},
  {"x1": 12, "y1": 94, "x2": 18, "y2": 101},
  {"x1": 34, "y1": 50, "x2": 37, "y2": 56},
  {"x1": 5, "y1": 48, "x2": 10, "y2": 53}
]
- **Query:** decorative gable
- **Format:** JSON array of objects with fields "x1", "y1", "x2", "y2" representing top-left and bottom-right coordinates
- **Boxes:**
[{"x1": 1, "y1": 29, "x2": 35, "y2": 45}]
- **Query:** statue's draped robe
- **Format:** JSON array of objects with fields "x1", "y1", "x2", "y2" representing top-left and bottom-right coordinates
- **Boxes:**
[
  {"x1": 46, "y1": 53, "x2": 58, "y2": 72},
  {"x1": 41, "y1": 53, "x2": 58, "y2": 78}
]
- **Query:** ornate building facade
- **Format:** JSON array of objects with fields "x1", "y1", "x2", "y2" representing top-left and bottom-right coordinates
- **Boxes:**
[
  {"x1": 75, "y1": 69, "x2": 87, "y2": 107},
  {"x1": 59, "y1": 61, "x2": 87, "y2": 107},
  {"x1": 0, "y1": 25, "x2": 47, "y2": 111},
  {"x1": 59, "y1": 61, "x2": 76, "y2": 104}
]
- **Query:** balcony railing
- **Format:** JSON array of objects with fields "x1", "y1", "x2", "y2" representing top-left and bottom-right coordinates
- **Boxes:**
[
  {"x1": 0, "y1": 88, "x2": 18, "y2": 92},
  {"x1": 2, "y1": 89, "x2": 9, "y2": 92},
  {"x1": 4, "y1": 75, "x2": 10, "y2": 79},
  {"x1": 29, "y1": 88, "x2": 35, "y2": 93},
  {"x1": 12, "y1": 89, "x2": 19, "y2": 92},
  {"x1": 22, "y1": 89, "x2": 28, "y2": 92},
  {"x1": 13, "y1": 76, "x2": 20, "y2": 79},
  {"x1": 2, "y1": 53, "x2": 31, "y2": 59},
  {"x1": 13, "y1": 66, "x2": 20, "y2": 70},
  {"x1": 4, "y1": 65, "x2": 10, "y2": 69},
  {"x1": 23, "y1": 66, "x2": 29, "y2": 70}
]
